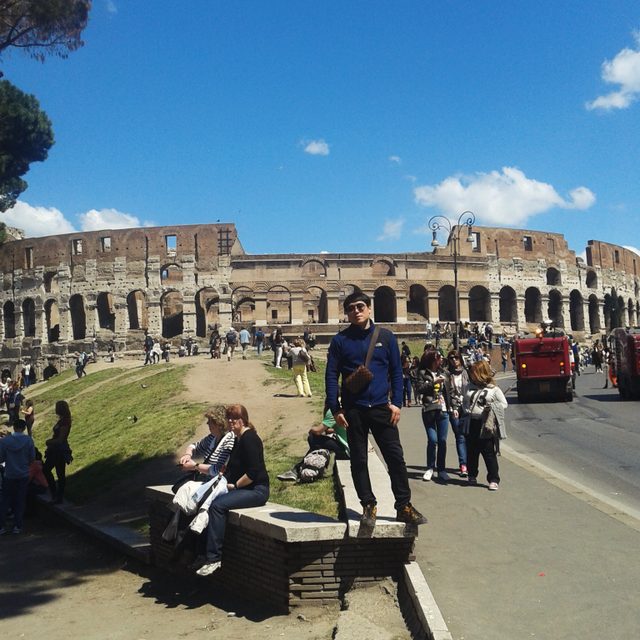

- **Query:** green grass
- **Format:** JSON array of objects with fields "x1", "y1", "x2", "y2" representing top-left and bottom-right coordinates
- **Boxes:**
[{"x1": 31, "y1": 365, "x2": 206, "y2": 503}]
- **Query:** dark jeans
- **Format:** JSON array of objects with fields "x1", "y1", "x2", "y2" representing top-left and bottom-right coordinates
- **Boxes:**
[
  {"x1": 402, "y1": 377, "x2": 412, "y2": 405},
  {"x1": 307, "y1": 434, "x2": 349, "y2": 459},
  {"x1": 421, "y1": 409, "x2": 449, "y2": 471},
  {"x1": 345, "y1": 405, "x2": 411, "y2": 511},
  {"x1": 205, "y1": 484, "x2": 269, "y2": 562},
  {"x1": 466, "y1": 418, "x2": 500, "y2": 484},
  {"x1": 0, "y1": 476, "x2": 29, "y2": 529},
  {"x1": 43, "y1": 451, "x2": 67, "y2": 500}
]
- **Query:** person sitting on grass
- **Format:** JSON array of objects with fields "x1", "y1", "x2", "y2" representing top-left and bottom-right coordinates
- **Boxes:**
[{"x1": 196, "y1": 404, "x2": 269, "y2": 577}]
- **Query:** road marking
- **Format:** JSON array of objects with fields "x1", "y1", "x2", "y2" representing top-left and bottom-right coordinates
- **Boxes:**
[{"x1": 501, "y1": 442, "x2": 640, "y2": 533}]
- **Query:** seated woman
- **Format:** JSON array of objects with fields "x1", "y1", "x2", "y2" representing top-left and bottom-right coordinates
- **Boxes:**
[
  {"x1": 179, "y1": 404, "x2": 235, "y2": 480},
  {"x1": 196, "y1": 404, "x2": 269, "y2": 576}
]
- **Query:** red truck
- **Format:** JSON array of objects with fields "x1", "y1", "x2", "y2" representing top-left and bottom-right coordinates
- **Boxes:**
[
  {"x1": 514, "y1": 334, "x2": 574, "y2": 402},
  {"x1": 611, "y1": 328, "x2": 640, "y2": 399}
]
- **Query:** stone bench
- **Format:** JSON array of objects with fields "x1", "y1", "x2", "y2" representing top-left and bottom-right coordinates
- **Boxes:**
[{"x1": 147, "y1": 451, "x2": 417, "y2": 612}]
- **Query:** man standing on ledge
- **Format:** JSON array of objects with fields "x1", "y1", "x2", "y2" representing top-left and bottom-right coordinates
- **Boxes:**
[{"x1": 325, "y1": 292, "x2": 427, "y2": 528}]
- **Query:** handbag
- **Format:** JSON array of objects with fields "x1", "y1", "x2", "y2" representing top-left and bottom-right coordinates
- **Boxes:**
[
  {"x1": 344, "y1": 327, "x2": 381, "y2": 394},
  {"x1": 479, "y1": 407, "x2": 498, "y2": 439}
]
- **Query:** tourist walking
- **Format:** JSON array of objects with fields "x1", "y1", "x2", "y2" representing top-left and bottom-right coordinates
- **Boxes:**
[
  {"x1": 325, "y1": 291, "x2": 426, "y2": 527},
  {"x1": 272, "y1": 327, "x2": 285, "y2": 368},
  {"x1": 42, "y1": 400, "x2": 73, "y2": 504},
  {"x1": 239, "y1": 327, "x2": 251, "y2": 359},
  {"x1": 21, "y1": 399, "x2": 35, "y2": 438},
  {"x1": 444, "y1": 351, "x2": 470, "y2": 477},
  {"x1": 289, "y1": 338, "x2": 312, "y2": 397}
]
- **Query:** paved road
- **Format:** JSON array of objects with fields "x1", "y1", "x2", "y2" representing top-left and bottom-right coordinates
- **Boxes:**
[{"x1": 397, "y1": 369, "x2": 640, "y2": 640}]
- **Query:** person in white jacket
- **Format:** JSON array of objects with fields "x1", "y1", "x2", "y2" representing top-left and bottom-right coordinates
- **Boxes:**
[{"x1": 463, "y1": 360, "x2": 508, "y2": 491}]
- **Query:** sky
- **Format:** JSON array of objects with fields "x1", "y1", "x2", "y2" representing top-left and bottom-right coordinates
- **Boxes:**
[{"x1": 1, "y1": 1, "x2": 640, "y2": 258}]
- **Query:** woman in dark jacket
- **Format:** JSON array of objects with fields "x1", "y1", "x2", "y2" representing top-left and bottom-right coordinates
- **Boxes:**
[
  {"x1": 42, "y1": 400, "x2": 72, "y2": 504},
  {"x1": 418, "y1": 350, "x2": 451, "y2": 483},
  {"x1": 196, "y1": 403, "x2": 270, "y2": 576}
]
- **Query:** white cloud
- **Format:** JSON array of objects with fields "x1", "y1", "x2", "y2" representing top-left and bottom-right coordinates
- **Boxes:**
[
  {"x1": 302, "y1": 139, "x2": 330, "y2": 156},
  {"x1": 586, "y1": 31, "x2": 640, "y2": 111},
  {"x1": 78, "y1": 208, "x2": 149, "y2": 231},
  {"x1": 377, "y1": 219, "x2": 404, "y2": 241},
  {"x1": 389, "y1": 155, "x2": 402, "y2": 164},
  {"x1": 413, "y1": 167, "x2": 595, "y2": 226},
  {"x1": 0, "y1": 201, "x2": 76, "y2": 236}
]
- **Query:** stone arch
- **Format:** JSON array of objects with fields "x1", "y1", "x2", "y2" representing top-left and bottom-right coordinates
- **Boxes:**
[
  {"x1": 127, "y1": 290, "x2": 148, "y2": 331},
  {"x1": 300, "y1": 259, "x2": 327, "y2": 279},
  {"x1": 499, "y1": 286, "x2": 517, "y2": 323},
  {"x1": 438, "y1": 285, "x2": 456, "y2": 321},
  {"x1": 44, "y1": 271, "x2": 59, "y2": 294},
  {"x1": 267, "y1": 286, "x2": 290, "y2": 324},
  {"x1": 617, "y1": 296, "x2": 626, "y2": 328},
  {"x1": 546, "y1": 267, "x2": 561, "y2": 286},
  {"x1": 569, "y1": 290, "x2": 585, "y2": 332},
  {"x1": 374, "y1": 286, "x2": 397, "y2": 322},
  {"x1": 371, "y1": 259, "x2": 395, "y2": 277},
  {"x1": 548, "y1": 290, "x2": 564, "y2": 328},
  {"x1": 22, "y1": 298, "x2": 36, "y2": 337},
  {"x1": 303, "y1": 286, "x2": 328, "y2": 324},
  {"x1": 69, "y1": 294, "x2": 87, "y2": 340},
  {"x1": 588, "y1": 295, "x2": 601, "y2": 334},
  {"x1": 3, "y1": 301, "x2": 15, "y2": 338},
  {"x1": 96, "y1": 292, "x2": 116, "y2": 332},
  {"x1": 232, "y1": 287, "x2": 255, "y2": 324},
  {"x1": 407, "y1": 284, "x2": 429, "y2": 320},
  {"x1": 628, "y1": 298, "x2": 636, "y2": 327},
  {"x1": 525, "y1": 287, "x2": 542, "y2": 324},
  {"x1": 161, "y1": 290, "x2": 183, "y2": 338},
  {"x1": 586, "y1": 270, "x2": 597, "y2": 289},
  {"x1": 160, "y1": 263, "x2": 183, "y2": 285},
  {"x1": 45, "y1": 299, "x2": 60, "y2": 342},
  {"x1": 196, "y1": 287, "x2": 220, "y2": 337},
  {"x1": 469, "y1": 286, "x2": 491, "y2": 322}
]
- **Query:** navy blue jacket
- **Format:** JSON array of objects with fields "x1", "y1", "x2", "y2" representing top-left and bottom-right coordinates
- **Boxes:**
[{"x1": 325, "y1": 322, "x2": 402, "y2": 412}]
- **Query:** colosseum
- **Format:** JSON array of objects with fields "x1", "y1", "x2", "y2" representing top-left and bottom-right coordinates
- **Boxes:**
[{"x1": 0, "y1": 222, "x2": 638, "y2": 372}]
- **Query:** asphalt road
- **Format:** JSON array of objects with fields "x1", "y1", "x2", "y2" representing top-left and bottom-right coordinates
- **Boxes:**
[{"x1": 397, "y1": 367, "x2": 640, "y2": 640}]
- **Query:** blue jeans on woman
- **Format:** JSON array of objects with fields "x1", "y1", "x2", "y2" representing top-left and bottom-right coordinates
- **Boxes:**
[
  {"x1": 205, "y1": 484, "x2": 269, "y2": 562},
  {"x1": 448, "y1": 412, "x2": 468, "y2": 469},
  {"x1": 421, "y1": 409, "x2": 449, "y2": 472}
]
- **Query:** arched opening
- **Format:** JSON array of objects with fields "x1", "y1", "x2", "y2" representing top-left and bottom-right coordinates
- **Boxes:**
[
  {"x1": 232, "y1": 287, "x2": 255, "y2": 324},
  {"x1": 371, "y1": 259, "x2": 395, "y2": 277},
  {"x1": 160, "y1": 263, "x2": 183, "y2": 285},
  {"x1": 546, "y1": 267, "x2": 561, "y2": 286},
  {"x1": 407, "y1": 284, "x2": 429, "y2": 320},
  {"x1": 195, "y1": 288, "x2": 219, "y2": 337},
  {"x1": 301, "y1": 259, "x2": 327, "y2": 279},
  {"x1": 127, "y1": 290, "x2": 147, "y2": 330},
  {"x1": 373, "y1": 286, "x2": 397, "y2": 322},
  {"x1": 628, "y1": 298, "x2": 636, "y2": 327},
  {"x1": 96, "y1": 292, "x2": 116, "y2": 332},
  {"x1": 303, "y1": 287, "x2": 328, "y2": 324},
  {"x1": 525, "y1": 288, "x2": 542, "y2": 324},
  {"x1": 586, "y1": 270, "x2": 597, "y2": 289},
  {"x1": 438, "y1": 285, "x2": 456, "y2": 321},
  {"x1": 267, "y1": 286, "x2": 290, "y2": 324},
  {"x1": 69, "y1": 294, "x2": 86, "y2": 340},
  {"x1": 588, "y1": 295, "x2": 601, "y2": 334},
  {"x1": 45, "y1": 299, "x2": 60, "y2": 342},
  {"x1": 617, "y1": 296, "x2": 626, "y2": 328},
  {"x1": 22, "y1": 298, "x2": 36, "y2": 337},
  {"x1": 569, "y1": 290, "x2": 585, "y2": 332},
  {"x1": 499, "y1": 286, "x2": 517, "y2": 323},
  {"x1": 469, "y1": 286, "x2": 491, "y2": 322},
  {"x1": 548, "y1": 290, "x2": 564, "y2": 328},
  {"x1": 162, "y1": 291, "x2": 183, "y2": 338},
  {"x1": 3, "y1": 301, "x2": 15, "y2": 338}
]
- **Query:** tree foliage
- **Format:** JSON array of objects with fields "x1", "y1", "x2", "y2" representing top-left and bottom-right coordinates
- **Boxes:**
[
  {"x1": 0, "y1": 0, "x2": 91, "y2": 62},
  {"x1": 0, "y1": 79, "x2": 54, "y2": 211}
]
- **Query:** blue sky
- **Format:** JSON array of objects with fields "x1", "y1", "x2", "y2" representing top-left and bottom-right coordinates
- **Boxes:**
[{"x1": 1, "y1": 1, "x2": 640, "y2": 257}]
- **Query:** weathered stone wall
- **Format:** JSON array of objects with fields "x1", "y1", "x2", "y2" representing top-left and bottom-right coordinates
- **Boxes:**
[{"x1": 1, "y1": 221, "x2": 639, "y2": 372}]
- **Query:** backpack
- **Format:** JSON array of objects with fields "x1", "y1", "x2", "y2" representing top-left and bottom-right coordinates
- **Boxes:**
[
  {"x1": 226, "y1": 331, "x2": 237, "y2": 345},
  {"x1": 298, "y1": 449, "x2": 330, "y2": 483}
]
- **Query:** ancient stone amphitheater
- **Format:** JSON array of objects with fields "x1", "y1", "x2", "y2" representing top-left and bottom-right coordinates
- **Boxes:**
[{"x1": 0, "y1": 222, "x2": 637, "y2": 372}]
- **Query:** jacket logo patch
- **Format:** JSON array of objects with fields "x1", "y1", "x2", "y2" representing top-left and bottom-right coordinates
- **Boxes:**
[{"x1": 375, "y1": 342, "x2": 383, "y2": 347}]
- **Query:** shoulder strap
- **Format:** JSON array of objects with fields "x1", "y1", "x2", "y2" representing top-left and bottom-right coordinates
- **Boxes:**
[{"x1": 364, "y1": 326, "x2": 381, "y2": 367}]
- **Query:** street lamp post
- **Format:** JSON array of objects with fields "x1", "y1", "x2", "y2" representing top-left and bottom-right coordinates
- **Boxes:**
[{"x1": 429, "y1": 211, "x2": 476, "y2": 350}]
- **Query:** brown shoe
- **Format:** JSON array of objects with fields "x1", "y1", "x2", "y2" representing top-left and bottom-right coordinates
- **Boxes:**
[
  {"x1": 396, "y1": 503, "x2": 427, "y2": 525},
  {"x1": 360, "y1": 503, "x2": 377, "y2": 528}
]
